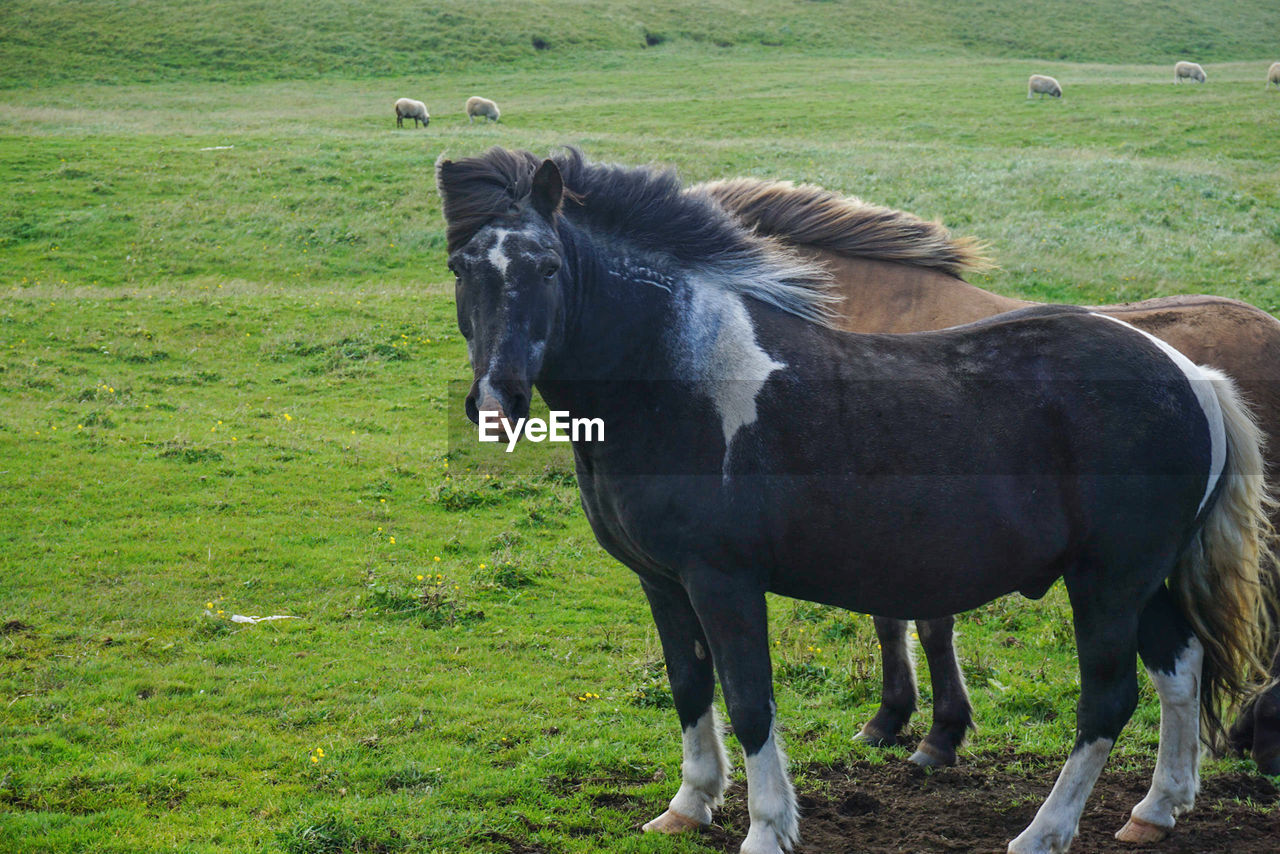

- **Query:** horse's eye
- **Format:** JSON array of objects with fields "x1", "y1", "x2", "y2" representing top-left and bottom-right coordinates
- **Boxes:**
[{"x1": 540, "y1": 260, "x2": 560, "y2": 280}]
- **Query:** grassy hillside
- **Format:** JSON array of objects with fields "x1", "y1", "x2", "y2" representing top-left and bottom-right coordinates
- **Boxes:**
[
  {"x1": 2, "y1": 0, "x2": 1279, "y2": 88},
  {"x1": 4, "y1": 56, "x2": 1278, "y2": 310}
]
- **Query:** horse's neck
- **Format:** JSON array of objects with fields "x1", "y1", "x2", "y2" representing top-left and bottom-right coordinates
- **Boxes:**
[
  {"x1": 546, "y1": 235, "x2": 679, "y2": 383},
  {"x1": 807, "y1": 250, "x2": 1031, "y2": 333}
]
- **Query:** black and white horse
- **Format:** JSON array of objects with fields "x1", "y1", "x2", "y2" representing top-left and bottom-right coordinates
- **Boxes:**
[{"x1": 436, "y1": 147, "x2": 1273, "y2": 854}]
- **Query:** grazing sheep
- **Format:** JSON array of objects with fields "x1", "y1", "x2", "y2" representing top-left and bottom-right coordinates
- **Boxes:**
[
  {"x1": 466, "y1": 96, "x2": 501, "y2": 123},
  {"x1": 1174, "y1": 61, "x2": 1206, "y2": 83},
  {"x1": 1268, "y1": 62, "x2": 1280, "y2": 89},
  {"x1": 394, "y1": 98, "x2": 430, "y2": 129},
  {"x1": 1027, "y1": 74, "x2": 1062, "y2": 99}
]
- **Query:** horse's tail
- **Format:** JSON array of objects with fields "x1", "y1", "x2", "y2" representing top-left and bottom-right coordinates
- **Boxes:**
[{"x1": 1172, "y1": 368, "x2": 1278, "y2": 746}]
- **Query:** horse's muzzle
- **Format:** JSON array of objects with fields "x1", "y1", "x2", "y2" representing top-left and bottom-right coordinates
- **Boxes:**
[{"x1": 465, "y1": 378, "x2": 529, "y2": 432}]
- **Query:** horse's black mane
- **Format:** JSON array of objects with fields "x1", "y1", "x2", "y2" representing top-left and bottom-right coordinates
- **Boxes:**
[
  {"x1": 437, "y1": 147, "x2": 543, "y2": 253},
  {"x1": 437, "y1": 147, "x2": 836, "y2": 324}
]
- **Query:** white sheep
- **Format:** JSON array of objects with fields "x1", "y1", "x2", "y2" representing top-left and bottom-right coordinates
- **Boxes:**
[
  {"x1": 1268, "y1": 62, "x2": 1280, "y2": 89},
  {"x1": 466, "y1": 96, "x2": 501, "y2": 123},
  {"x1": 1027, "y1": 74, "x2": 1062, "y2": 99},
  {"x1": 394, "y1": 98, "x2": 430, "y2": 129},
  {"x1": 1174, "y1": 61, "x2": 1206, "y2": 84}
]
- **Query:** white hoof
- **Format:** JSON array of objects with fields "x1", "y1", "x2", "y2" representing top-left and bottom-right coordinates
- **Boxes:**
[
  {"x1": 740, "y1": 823, "x2": 787, "y2": 854},
  {"x1": 1007, "y1": 830, "x2": 1074, "y2": 854},
  {"x1": 1115, "y1": 815, "x2": 1170, "y2": 844},
  {"x1": 642, "y1": 809, "x2": 705, "y2": 834}
]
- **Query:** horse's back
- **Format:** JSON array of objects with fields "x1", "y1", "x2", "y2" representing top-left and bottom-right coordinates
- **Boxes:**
[{"x1": 1098, "y1": 295, "x2": 1280, "y2": 379}]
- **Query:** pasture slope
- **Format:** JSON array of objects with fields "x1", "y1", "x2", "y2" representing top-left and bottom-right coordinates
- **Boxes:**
[{"x1": 2, "y1": 2, "x2": 1279, "y2": 853}]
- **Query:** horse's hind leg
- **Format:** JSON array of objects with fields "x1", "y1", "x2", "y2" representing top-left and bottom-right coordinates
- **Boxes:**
[
  {"x1": 911, "y1": 616, "x2": 974, "y2": 768},
  {"x1": 1249, "y1": 639, "x2": 1280, "y2": 774},
  {"x1": 639, "y1": 575, "x2": 730, "y2": 834},
  {"x1": 856, "y1": 617, "x2": 916, "y2": 747},
  {"x1": 858, "y1": 616, "x2": 974, "y2": 766},
  {"x1": 1116, "y1": 586, "x2": 1202, "y2": 844},
  {"x1": 688, "y1": 573, "x2": 798, "y2": 854},
  {"x1": 1229, "y1": 639, "x2": 1280, "y2": 775},
  {"x1": 1009, "y1": 583, "x2": 1140, "y2": 854},
  {"x1": 1247, "y1": 678, "x2": 1280, "y2": 775}
]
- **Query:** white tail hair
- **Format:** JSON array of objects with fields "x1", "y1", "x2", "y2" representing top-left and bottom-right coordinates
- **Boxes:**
[{"x1": 1171, "y1": 368, "x2": 1278, "y2": 744}]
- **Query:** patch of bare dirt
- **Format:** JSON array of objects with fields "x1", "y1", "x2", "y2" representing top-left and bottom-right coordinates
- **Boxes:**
[{"x1": 692, "y1": 752, "x2": 1278, "y2": 854}]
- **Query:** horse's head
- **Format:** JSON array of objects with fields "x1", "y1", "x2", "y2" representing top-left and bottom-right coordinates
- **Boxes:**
[{"x1": 438, "y1": 155, "x2": 566, "y2": 426}]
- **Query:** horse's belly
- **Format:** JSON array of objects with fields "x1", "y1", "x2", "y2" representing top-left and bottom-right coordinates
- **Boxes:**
[
  {"x1": 768, "y1": 563, "x2": 1058, "y2": 621},
  {"x1": 759, "y1": 475, "x2": 1071, "y2": 619}
]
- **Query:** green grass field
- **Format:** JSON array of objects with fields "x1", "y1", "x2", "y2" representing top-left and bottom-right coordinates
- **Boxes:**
[{"x1": 3, "y1": 3, "x2": 1280, "y2": 852}]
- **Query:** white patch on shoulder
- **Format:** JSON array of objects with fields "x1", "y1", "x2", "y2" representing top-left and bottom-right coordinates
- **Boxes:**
[
  {"x1": 677, "y1": 284, "x2": 786, "y2": 470},
  {"x1": 1091, "y1": 313, "x2": 1225, "y2": 513}
]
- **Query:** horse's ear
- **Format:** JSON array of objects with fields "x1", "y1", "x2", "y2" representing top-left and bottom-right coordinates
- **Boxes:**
[{"x1": 531, "y1": 159, "x2": 563, "y2": 220}]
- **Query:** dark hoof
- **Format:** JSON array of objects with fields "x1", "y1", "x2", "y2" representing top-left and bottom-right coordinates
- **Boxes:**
[
  {"x1": 909, "y1": 740, "x2": 957, "y2": 768},
  {"x1": 1226, "y1": 713, "x2": 1256, "y2": 756},
  {"x1": 854, "y1": 723, "x2": 899, "y2": 748},
  {"x1": 1253, "y1": 750, "x2": 1280, "y2": 777}
]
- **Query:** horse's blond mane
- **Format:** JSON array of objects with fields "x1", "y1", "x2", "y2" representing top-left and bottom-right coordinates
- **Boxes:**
[{"x1": 695, "y1": 177, "x2": 993, "y2": 278}]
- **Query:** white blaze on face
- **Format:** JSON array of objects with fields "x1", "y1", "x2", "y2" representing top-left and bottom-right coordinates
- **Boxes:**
[
  {"x1": 1091, "y1": 313, "x2": 1226, "y2": 513},
  {"x1": 467, "y1": 224, "x2": 545, "y2": 397},
  {"x1": 678, "y1": 284, "x2": 786, "y2": 468},
  {"x1": 484, "y1": 228, "x2": 512, "y2": 279},
  {"x1": 477, "y1": 374, "x2": 499, "y2": 407}
]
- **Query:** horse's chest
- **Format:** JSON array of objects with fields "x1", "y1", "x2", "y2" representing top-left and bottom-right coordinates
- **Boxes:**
[{"x1": 575, "y1": 473, "x2": 746, "y2": 577}]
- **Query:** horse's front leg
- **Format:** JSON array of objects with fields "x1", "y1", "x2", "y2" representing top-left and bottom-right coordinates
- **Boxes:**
[
  {"x1": 689, "y1": 572, "x2": 798, "y2": 854},
  {"x1": 911, "y1": 615, "x2": 974, "y2": 768},
  {"x1": 640, "y1": 575, "x2": 730, "y2": 834},
  {"x1": 856, "y1": 616, "x2": 917, "y2": 747},
  {"x1": 1008, "y1": 589, "x2": 1139, "y2": 854}
]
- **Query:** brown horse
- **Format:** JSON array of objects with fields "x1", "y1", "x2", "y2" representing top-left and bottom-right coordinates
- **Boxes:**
[{"x1": 701, "y1": 176, "x2": 1280, "y2": 777}]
